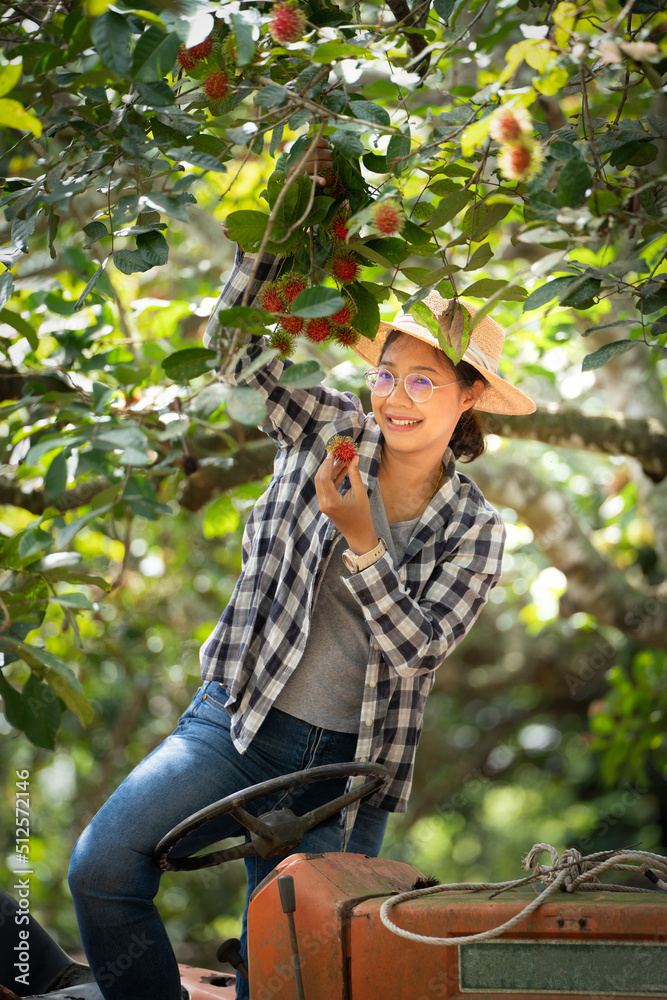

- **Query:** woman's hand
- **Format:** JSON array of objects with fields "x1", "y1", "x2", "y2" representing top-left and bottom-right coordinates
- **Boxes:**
[
  {"x1": 315, "y1": 454, "x2": 379, "y2": 556},
  {"x1": 289, "y1": 136, "x2": 333, "y2": 188}
]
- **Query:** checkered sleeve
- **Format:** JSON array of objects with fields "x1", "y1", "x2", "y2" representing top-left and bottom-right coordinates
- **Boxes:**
[
  {"x1": 205, "y1": 247, "x2": 365, "y2": 447},
  {"x1": 345, "y1": 508, "x2": 505, "y2": 677}
]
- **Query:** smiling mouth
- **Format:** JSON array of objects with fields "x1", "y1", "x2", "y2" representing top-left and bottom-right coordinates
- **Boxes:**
[{"x1": 386, "y1": 416, "x2": 422, "y2": 427}]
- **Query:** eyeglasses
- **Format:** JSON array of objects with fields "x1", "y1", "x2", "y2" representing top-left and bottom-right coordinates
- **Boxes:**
[{"x1": 364, "y1": 367, "x2": 459, "y2": 403}]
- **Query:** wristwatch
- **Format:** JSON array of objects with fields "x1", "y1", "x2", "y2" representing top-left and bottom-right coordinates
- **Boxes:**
[{"x1": 342, "y1": 538, "x2": 387, "y2": 574}]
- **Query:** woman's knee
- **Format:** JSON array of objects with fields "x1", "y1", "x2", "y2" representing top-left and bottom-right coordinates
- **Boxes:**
[{"x1": 69, "y1": 822, "x2": 154, "y2": 899}]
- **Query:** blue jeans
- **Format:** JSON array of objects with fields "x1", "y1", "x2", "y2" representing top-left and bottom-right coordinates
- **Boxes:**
[{"x1": 68, "y1": 682, "x2": 388, "y2": 1000}]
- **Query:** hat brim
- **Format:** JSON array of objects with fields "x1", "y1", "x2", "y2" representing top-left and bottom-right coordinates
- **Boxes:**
[{"x1": 353, "y1": 322, "x2": 536, "y2": 416}]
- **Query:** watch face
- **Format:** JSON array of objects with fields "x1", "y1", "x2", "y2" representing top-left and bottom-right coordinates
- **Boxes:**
[{"x1": 342, "y1": 551, "x2": 357, "y2": 572}]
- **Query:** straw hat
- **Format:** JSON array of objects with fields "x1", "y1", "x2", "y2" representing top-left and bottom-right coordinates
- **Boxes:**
[{"x1": 353, "y1": 289, "x2": 536, "y2": 415}]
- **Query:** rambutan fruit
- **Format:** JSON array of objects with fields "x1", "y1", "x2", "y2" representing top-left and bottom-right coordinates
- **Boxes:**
[
  {"x1": 329, "y1": 206, "x2": 351, "y2": 242},
  {"x1": 370, "y1": 199, "x2": 405, "y2": 237},
  {"x1": 177, "y1": 36, "x2": 213, "y2": 71},
  {"x1": 305, "y1": 317, "x2": 331, "y2": 343},
  {"x1": 269, "y1": 1, "x2": 307, "y2": 44},
  {"x1": 259, "y1": 282, "x2": 287, "y2": 315},
  {"x1": 498, "y1": 139, "x2": 544, "y2": 182},
  {"x1": 320, "y1": 166, "x2": 346, "y2": 198},
  {"x1": 332, "y1": 326, "x2": 360, "y2": 348},
  {"x1": 203, "y1": 70, "x2": 229, "y2": 101},
  {"x1": 330, "y1": 300, "x2": 354, "y2": 326},
  {"x1": 269, "y1": 330, "x2": 295, "y2": 357},
  {"x1": 280, "y1": 314, "x2": 304, "y2": 336},
  {"x1": 280, "y1": 273, "x2": 308, "y2": 305},
  {"x1": 329, "y1": 250, "x2": 361, "y2": 285},
  {"x1": 326, "y1": 434, "x2": 359, "y2": 464},
  {"x1": 489, "y1": 105, "x2": 532, "y2": 143}
]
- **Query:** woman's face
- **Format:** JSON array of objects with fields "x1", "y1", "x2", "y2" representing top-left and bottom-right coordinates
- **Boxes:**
[{"x1": 372, "y1": 334, "x2": 481, "y2": 464}]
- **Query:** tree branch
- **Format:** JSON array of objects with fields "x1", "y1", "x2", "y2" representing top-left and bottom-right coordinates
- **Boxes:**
[
  {"x1": 480, "y1": 405, "x2": 667, "y2": 482},
  {"x1": 471, "y1": 453, "x2": 667, "y2": 648}
]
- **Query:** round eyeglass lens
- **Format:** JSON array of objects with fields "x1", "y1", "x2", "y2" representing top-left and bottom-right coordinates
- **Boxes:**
[
  {"x1": 370, "y1": 369, "x2": 395, "y2": 395},
  {"x1": 404, "y1": 373, "x2": 433, "y2": 402}
]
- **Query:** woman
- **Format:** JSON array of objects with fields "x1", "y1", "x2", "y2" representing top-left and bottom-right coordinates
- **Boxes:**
[{"x1": 68, "y1": 158, "x2": 535, "y2": 1000}]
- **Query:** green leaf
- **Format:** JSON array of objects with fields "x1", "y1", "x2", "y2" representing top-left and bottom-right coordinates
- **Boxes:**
[
  {"x1": 462, "y1": 201, "x2": 512, "y2": 242},
  {"x1": 560, "y1": 276, "x2": 601, "y2": 309},
  {"x1": 279, "y1": 361, "x2": 325, "y2": 388},
  {"x1": 90, "y1": 10, "x2": 132, "y2": 77},
  {"x1": 291, "y1": 287, "x2": 345, "y2": 319},
  {"x1": 409, "y1": 301, "x2": 441, "y2": 340},
  {"x1": 230, "y1": 11, "x2": 255, "y2": 67},
  {"x1": 582, "y1": 340, "x2": 638, "y2": 372},
  {"x1": 0, "y1": 97, "x2": 42, "y2": 137},
  {"x1": 401, "y1": 218, "x2": 431, "y2": 246},
  {"x1": 134, "y1": 80, "x2": 175, "y2": 107},
  {"x1": 387, "y1": 133, "x2": 411, "y2": 173},
  {"x1": 225, "y1": 210, "x2": 271, "y2": 252},
  {"x1": 162, "y1": 347, "x2": 217, "y2": 381},
  {"x1": 0, "y1": 670, "x2": 61, "y2": 750},
  {"x1": 113, "y1": 249, "x2": 153, "y2": 274},
  {"x1": 464, "y1": 243, "x2": 493, "y2": 271},
  {"x1": 137, "y1": 229, "x2": 169, "y2": 265},
  {"x1": 74, "y1": 262, "x2": 107, "y2": 310},
  {"x1": 364, "y1": 238, "x2": 410, "y2": 267},
  {"x1": 255, "y1": 85, "x2": 288, "y2": 108},
  {"x1": 225, "y1": 386, "x2": 267, "y2": 426},
  {"x1": 143, "y1": 191, "x2": 195, "y2": 222},
  {"x1": 0, "y1": 270, "x2": 14, "y2": 310},
  {"x1": 131, "y1": 27, "x2": 180, "y2": 82},
  {"x1": 313, "y1": 41, "x2": 367, "y2": 63},
  {"x1": 348, "y1": 100, "x2": 391, "y2": 127},
  {"x1": 216, "y1": 306, "x2": 275, "y2": 331},
  {"x1": 523, "y1": 277, "x2": 573, "y2": 311},
  {"x1": 51, "y1": 592, "x2": 96, "y2": 610},
  {"x1": 56, "y1": 503, "x2": 115, "y2": 551},
  {"x1": 0, "y1": 307, "x2": 38, "y2": 349},
  {"x1": 428, "y1": 188, "x2": 473, "y2": 229},
  {"x1": 463, "y1": 279, "x2": 508, "y2": 297},
  {"x1": 433, "y1": 0, "x2": 456, "y2": 22},
  {"x1": 347, "y1": 282, "x2": 380, "y2": 340},
  {"x1": 45, "y1": 450, "x2": 68, "y2": 499},
  {"x1": 555, "y1": 156, "x2": 592, "y2": 208},
  {"x1": 329, "y1": 130, "x2": 364, "y2": 158},
  {"x1": 0, "y1": 58, "x2": 22, "y2": 98}
]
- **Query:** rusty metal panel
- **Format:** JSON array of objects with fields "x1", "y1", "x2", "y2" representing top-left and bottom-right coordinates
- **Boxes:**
[
  {"x1": 247, "y1": 852, "x2": 421, "y2": 1000},
  {"x1": 346, "y1": 890, "x2": 667, "y2": 1000}
]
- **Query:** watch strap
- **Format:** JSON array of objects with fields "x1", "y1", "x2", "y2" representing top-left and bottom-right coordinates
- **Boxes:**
[{"x1": 343, "y1": 538, "x2": 387, "y2": 573}]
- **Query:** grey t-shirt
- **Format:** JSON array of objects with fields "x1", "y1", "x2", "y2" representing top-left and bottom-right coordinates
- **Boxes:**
[{"x1": 273, "y1": 486, "x2": 418, "y2": 732}]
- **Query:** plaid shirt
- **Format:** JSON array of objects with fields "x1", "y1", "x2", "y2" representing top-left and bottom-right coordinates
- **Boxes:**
[{"x1": 200, "y1": 249, "x2": 505, "y2": 831}]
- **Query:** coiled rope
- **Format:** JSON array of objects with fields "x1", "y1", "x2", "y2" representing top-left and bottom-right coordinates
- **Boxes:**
[{"x1": 380, "y1": 844, "x2": 667, "y2": 946}]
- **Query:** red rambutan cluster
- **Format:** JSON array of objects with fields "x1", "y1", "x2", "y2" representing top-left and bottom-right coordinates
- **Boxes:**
[{"x1": 259, "y1": 276, "x2": 361, "y2": 354}]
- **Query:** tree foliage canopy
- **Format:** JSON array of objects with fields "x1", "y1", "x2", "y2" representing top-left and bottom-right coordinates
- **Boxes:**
[{"x1": 1, "y1": 0, "x2": 666, "y2": 872}]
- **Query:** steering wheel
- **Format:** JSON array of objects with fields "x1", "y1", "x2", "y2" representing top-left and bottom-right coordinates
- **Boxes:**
[{"x1": 154, "y1": 761, "x2": 388, "y2": 872}]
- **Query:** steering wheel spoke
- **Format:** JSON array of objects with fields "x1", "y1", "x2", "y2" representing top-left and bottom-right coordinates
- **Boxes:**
[{"x1": 155, "y1": 761, "x2": 388, "y2": 872}]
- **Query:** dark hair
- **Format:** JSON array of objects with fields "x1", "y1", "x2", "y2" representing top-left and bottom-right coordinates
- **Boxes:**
[{"x1": 379, "y1": 330, "x2": 488, "y2": 463}]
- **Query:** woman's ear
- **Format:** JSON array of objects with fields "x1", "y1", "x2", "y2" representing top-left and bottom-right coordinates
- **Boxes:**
[{"x1": 461, "y1": 379, "x2": 485, "y2": 411}]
